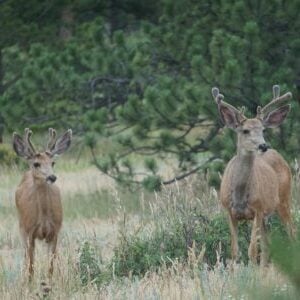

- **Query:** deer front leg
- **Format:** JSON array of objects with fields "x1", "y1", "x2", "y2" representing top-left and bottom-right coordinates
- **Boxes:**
[
  {"x1": 20, "y1": 227, "x2": 29, "y2": 261},
  {"x1": 248, "y1": 215, "x2": 258, "y2": 264},
  {"x1": 20, "y1": 230, "x2": 32, "y2": 279},
  {"x1": 259, "y1": 217, "x2": 269, "y2": 266},
  {"x1": 28, "y1": 236, "x2": 35, "y2": 280},
  {"x1": 48, "y1": 235, "x2": 58, "y2": 277},
  {"x1": 228, "y1": 214, "x2": 239, "y2": 262}
]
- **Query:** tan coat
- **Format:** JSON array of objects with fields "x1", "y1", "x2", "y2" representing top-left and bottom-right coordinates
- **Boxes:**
[
  {"x1": 220, "y1": 149, "x2": 291, "y2": 221},
  {"x1": 16, "y1": 171, "x2": 62, "y2": 243}
]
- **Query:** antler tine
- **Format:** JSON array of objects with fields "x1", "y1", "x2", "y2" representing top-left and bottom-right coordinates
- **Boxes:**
[
  {"x1": 47, "y1": 128, "x2": 57, "y2": 152},
  {"x1": 212, "y1": 87, "x2": 226, "y2": 105},
  {"x1": 273, "y1": 85, "x2": 280, "y2": 99},
  {"x1": 211, "y1": 87, "x2": 246, "y2": 119},
  {"x1": 24, "y1": 128, "x2": 36, "y2": 156},
  {"x1": 258, "y1": 85, "x2": 292, "y2": 117},
  {"x1": 212, "y1": 87, "x2": 221, "y2": 101}
]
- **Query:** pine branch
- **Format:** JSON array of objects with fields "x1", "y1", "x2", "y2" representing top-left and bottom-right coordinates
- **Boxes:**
[{"x1": 162, "y1": 156, "x2": 217, "y2": 185}]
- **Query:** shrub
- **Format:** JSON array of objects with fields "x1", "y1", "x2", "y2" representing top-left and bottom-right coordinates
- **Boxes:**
[
  {"x1": 193, "y1": 214, "x2": 251, "y2": 266},
  {"x1": 0, "y1": 143, "x2": 19, "y2": 165},
  {"x1": 110, "y1": 213, "x2": 252, "y2": 277},
  {"x1": 111, "y1": 227, "x2": 187, "y2": 277},
  {"x1": 109, "y1": 176, "x2": 299, "y2": 278},
  {"x1": 270, "y1": 233, "x2": 300, "y2": 296},
  {"x1": 78, "y1": 241, "x2": 109, "y2": 287}
]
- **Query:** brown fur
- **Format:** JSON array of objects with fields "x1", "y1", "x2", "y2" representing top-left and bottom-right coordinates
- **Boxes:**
[
  {"x1": 221, "y1": 147, "x2": 294, "y2": 264},
  {"x1": 15, "y1": 154, "x2": 63, "y2": 277},
  {"x1": 212, "y1": 86, "x2": 294, "y2": 265},
  {"x1": 13, "y1": 128, "x2": 71, "y2": 279},
  {"x1": 221, "y1": 149, "x2": 292, "y2": 220}
]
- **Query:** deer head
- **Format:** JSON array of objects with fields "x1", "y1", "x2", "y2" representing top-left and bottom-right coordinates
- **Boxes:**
[
  {"x1": 212, "y1": 85, "x2": 292, "y2": 154},
  {"x1": 13, "y1": 128, "x2": 72, "y2": 183}
]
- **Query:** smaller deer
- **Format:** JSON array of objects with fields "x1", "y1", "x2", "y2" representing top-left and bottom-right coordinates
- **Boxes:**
[
  {"x1": 212, "y1": 85, "x2": 294, "y2": 265},
  {"x1": 13, "y1": 128, "x2": 72, "y2": 279}
]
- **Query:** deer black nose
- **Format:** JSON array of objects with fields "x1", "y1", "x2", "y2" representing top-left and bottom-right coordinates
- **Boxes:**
[
  {"x1": 258, "y1": 143, "x2": 269, "y2": 152},
  {"x1": 47, "y1": 175, "x2": 57, "y2": 183}
]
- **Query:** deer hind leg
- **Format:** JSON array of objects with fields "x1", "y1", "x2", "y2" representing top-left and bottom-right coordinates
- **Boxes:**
[
  {"x1": 277, "y1": 204, "x2": 296, "y2": 239},
  {"x1": 228, "y1": 214, "x2": 239, "y2": 262},
  {"x1": 48, "y1": 235, "x2": 58, "y2": 278},
  {"x1": 248, "y1": 215, "x2": 259, "y2": 264}
]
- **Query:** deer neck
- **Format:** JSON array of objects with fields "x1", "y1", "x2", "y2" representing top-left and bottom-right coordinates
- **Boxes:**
[
  {"x1": 235, "y1": 150, "x2": 255, "y2": 182},
  {"x1": 232, "y1": 150, "x2": 256, "y2": 215},
  {"x1": 32, "y1": 177, "x2": 49, "y2": 189},
  {"x1": 29, "y1": 173, "x2": 52, "y2": 215}
]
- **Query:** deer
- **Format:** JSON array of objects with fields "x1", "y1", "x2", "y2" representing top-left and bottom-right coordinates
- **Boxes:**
[
  {"x1": 212, "y1": 85, "x2": 295, "y2": 266},
  {"x1": 12, "y1": 128, "x2": 72, "y2": 279}
]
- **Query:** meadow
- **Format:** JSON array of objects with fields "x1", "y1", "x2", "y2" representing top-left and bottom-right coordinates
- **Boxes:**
[{"x1": 0, "y1": 144, "x2": 299, "y2": 299}]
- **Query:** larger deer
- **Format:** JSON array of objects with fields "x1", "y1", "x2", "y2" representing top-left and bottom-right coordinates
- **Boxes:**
[
  {"x1": 212, "y1": 85, "x2": 294, "y2": 265},
  {"x1": 13, "y1": 128, "x2": 72, "y2": 279}
]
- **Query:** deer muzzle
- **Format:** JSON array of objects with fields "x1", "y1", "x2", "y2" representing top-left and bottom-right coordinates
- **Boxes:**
[
  {"x1": 258, "y1": 143, "x2": 270, "y2": 152},
  {"x1": 46, "y1": 175, "x2": 57, "y2": 183}
]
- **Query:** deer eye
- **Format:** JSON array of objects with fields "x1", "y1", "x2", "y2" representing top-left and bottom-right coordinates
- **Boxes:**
[
  {"x1": 243, "y1": 129, "x2": 250, "y2": 134},
  {"x1": 52, "y1": 162, "x2": 56, "y2": 167},
  {"x1": 33, "y1": 162, "x2": 41, "y2": 168}
]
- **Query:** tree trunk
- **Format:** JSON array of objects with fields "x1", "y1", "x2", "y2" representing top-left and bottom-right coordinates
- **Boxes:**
[
  {"x1": 0, "y1": 49, "x2": 3, "y2": 95},
  {"x1": 0, "y1": 49, "x2": 4, "y2": 143},
  {"x1": 59, "y1": 6, "x2": 74, "y2": 41},
  {"x1": 109, "y1": 0, "x2": 118, "y2": 38}
]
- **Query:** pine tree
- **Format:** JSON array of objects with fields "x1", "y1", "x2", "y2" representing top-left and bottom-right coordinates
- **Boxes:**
[
  {"x1": 1, "y1": 0, "x2": 299, "y2": 189},
  {"x1": 90, "y1": 0, "x2": 300, "y2": 189}
]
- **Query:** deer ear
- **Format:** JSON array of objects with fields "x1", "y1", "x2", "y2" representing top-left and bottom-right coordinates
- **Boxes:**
[
  {"x1": 262, "y1": 105, "x2": 290, "y2": 128},
  {"x1": 218, "y1": 105, "x2": 240, "y2": 129},
  {"x1": 12, "y1": 133, "x2": 27, "y2": 157},
  {"x1": 51, "y1": 129, "x2": 72, "y2": 156}
]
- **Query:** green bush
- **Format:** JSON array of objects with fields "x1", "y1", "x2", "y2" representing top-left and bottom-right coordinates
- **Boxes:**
[
  {"x1": 79, "y1": 177, "x2": 300, "y2": 282},
  {"x1": 194, "y1": 215, "x2": 251, "y2": 266},
  {"x1": 109, "y1": 176, "x2": 300, "y2": 278},
  {"x1": 78, "y1": 241, "x2": 110, "y2": 287},
  {"x1": 110, "y1": 227, "x2": 186, "y2": 277},
  {"x1": 0, "y1": 144, "x2": 19, "y2": 165},
  {"x1": 270, "y1": 233, "x2": 300, "y2": 296},
  {"x1": 110, "y1": 213, "x2": 254, "y2": 277}
]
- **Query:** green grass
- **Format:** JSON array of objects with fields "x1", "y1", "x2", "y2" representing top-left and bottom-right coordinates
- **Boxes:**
[{"x1": 63, "y1": 188, "x2": 144, "y2": 220}]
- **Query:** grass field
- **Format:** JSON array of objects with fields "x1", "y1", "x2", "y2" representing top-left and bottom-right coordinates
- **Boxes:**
[{"x1": 0, "y1": 150, "x2": 299, "y2": 299}]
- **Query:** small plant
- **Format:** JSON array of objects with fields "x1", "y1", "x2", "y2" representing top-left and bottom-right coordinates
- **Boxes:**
[{"x1": 78, "y1": 241, "x2": 105, "y2": 287}]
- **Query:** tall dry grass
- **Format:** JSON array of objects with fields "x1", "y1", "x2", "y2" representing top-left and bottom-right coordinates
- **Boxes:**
[{"x1": 0, "y1": 158, "x2": 298, "y2": 299}]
